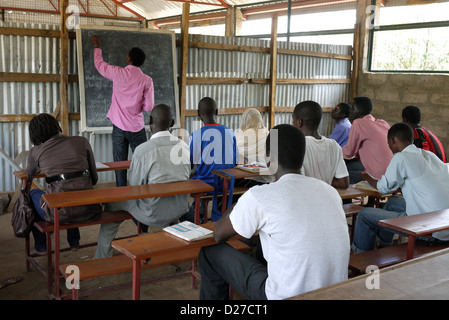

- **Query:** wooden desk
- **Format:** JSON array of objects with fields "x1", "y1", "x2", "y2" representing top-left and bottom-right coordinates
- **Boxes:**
[
  {"x1": 378, "y1": 208, "x2": 449, "y2": 260},
  {"x1": 13, "y1": 160, "x2": 131, "y2": 181},
  {"x1": 290, "y1": 248, "x2": 449, "y2": 300},
  {"x1": 112, "y1": 222, "x2": 241, "y2": 300},
  {"x1": 41, "y1": 179, "x2": 214, "y2": 299}
]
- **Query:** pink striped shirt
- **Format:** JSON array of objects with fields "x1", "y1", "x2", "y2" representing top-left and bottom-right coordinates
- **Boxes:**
[
  {"x1": 342, "y1": 114, "x2": 393, "y2": 179},
  {"x1": 94, "y1": 48, "x2": 154, "y2": 132}
]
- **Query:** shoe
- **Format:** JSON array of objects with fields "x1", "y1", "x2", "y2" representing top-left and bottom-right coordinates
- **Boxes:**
[
  {"x1": 70, "y1": 246, "x2": 79, "y2": 252},
  {"x1": 30, "y1": 249, "x2": 47, "y2": 256}
]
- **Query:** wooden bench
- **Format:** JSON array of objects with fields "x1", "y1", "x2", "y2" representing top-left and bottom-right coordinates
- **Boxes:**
[
  {"x1": 38, "y1": 179, "x2": 214, "y2": 299},
  {"x1": 349, "y1": 239, "x2": 449, "y2": 276},
  {"x1": 26, "y1": 210, "x2": 137, "y2": 297},
  {"x1": 59, "y1": 237, "x2": 250, "y2": 300}
]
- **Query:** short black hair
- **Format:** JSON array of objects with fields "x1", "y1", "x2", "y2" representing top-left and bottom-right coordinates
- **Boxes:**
[
  {"x1": 402, "y1": 105, "x2": 421, "y2": 125},
  {"x1": 293, "y1": 100, "x2": 322, "y2": 130},
  {"x1": 388, "y1": 123, "x2": 413, "y2": 144},
  {"x1": 198, "y1": 97, "x2": 217, "y2": 116},
  {"x1": 266, "y1": 124, "x2": 305, "y2": 171},
  {"x1": 337, "y1": 102, "x2": 351, "y2": 118},
  {"x1": 29, "y1": 113, "x2": 62, "y2": 146},
  {"x1": 128, "y1": 47, "x2": 145, "y2": 67},
  {"x1": 353, "y1": 97, "x2": 373, "y2": 116}
]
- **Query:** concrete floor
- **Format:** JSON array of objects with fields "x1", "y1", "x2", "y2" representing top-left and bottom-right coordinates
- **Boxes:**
[{"x1": 0, "y1": 210, "x2": 216, "y2": 300}]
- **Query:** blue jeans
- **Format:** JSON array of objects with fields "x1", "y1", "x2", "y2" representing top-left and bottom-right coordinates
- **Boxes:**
[
  {"x1": 199, "y1": 243, "x2": 268, "y2": 300},
  {"x1": 352, "y1": 195, "x2": 407, "y2": 253},
  {"x1": 29, "y1": 189, "x2": 80, "y2": 252},
  {"x1": 112, "y1": 125, "x2": 147, "y2": 187}
]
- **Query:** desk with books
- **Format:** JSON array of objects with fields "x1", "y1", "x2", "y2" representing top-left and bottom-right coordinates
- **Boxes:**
[{"x1": 111, "y1": 222, "x2": 248, "y2": 300}]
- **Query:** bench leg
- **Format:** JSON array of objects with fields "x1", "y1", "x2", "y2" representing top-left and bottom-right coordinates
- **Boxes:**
[
  {"x1": 406, "y1": 235, "x2": 416, "y2": 260},
  {"x1": 72, "y1": 288, "x2": 79, "y2": 300},
  {"x1": 132, "y1": 259, "x2": 141, "y2": 300},
  {"x1": 46, "y1": 232, "x2": 53, "y2": 298}
]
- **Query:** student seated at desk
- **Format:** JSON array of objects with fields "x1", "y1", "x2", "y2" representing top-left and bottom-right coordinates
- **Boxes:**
[
  {"x1": 352, "y1": 123, "x2": 449, "y2": 253},
  {"x1": 180, "y1": 97, "x2": 239, "y2": 223},
  {"x1": 402, "y1": 105, "x2": 446, "y2": 163},
  {"x1": 95, "y1": 104, "x2": 190, "y2": 259},
  {"x1": 292, "y1": 100, "x2": 349, "y2": 189},
  {"x1": 198, "y1": 124, "x2": 350, "y2": 300},
  {"x1": 25, "y1": 114, "x2": 102, "y2": 255},
  {"x1": 235, "y1": 108, "x2": 273, "y2": 186},
  {"x1": 329, "y1": 102, "x2": 351, "y2": 147}
]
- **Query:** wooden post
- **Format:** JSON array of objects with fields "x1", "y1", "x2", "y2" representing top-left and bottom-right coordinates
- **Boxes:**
[
  {"x1": 225, "y1": 7, "x2": 235, "y2": 37},
  {"x1": 269, "y1": 14, "x2": 278, "y2": 129},
  {"x1": 60, "y1": 0, "x2": 69, "y2": 134},
  {"x1": 350, "y1": 23, "x2": 361, "y2": 102},
  {"x1": 180, "y1": 3, "x2": 190, "y2": 129}
]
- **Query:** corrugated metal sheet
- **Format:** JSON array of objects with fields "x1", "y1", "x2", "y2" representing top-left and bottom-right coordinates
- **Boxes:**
[{"x1": 0, "y1": 24, "x2": 351, "y2": 192}]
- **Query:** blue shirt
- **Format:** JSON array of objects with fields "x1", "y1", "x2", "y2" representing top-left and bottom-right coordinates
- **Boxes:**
[
  {"x1": 329, "y1": 118, "x2": 351, "y2": 147},
  {"x1": 189, "y1": 124, "x2": 239, "y2": 186},
  {"x1": 377, "y1": 144, "x2": 449, "y2": 240}
]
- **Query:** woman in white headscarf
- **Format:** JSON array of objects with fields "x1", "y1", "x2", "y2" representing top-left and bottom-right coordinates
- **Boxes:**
[{"x1": 236, "y1": 108, "x2": 269, "y2": 165}]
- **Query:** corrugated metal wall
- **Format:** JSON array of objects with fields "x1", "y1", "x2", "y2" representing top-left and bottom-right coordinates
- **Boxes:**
[{"x1": 0, "y1": 23, "x2": 352, "y2": 192}]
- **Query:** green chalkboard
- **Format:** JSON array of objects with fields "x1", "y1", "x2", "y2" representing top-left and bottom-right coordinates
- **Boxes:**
[{"x1": 76, "y1": 26, "x2": 179, "y2": 132}]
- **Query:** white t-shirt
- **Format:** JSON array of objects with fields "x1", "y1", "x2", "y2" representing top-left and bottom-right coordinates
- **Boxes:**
[
  {"x1": 229, "y1": 173, "x2": 350, "y2": 300},
  {"x1": 301, "y1": 136, "x2": 349, "y2": 185}
]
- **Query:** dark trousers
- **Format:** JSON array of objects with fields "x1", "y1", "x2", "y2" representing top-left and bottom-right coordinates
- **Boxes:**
[
  {"x1": 112, "y1": 125, "x2": 147, "y2": 187},
  {"x1": 345, "y1": 158, "x2": 365, "y2": 184},
  {"x1": 198, "y1": 243, "x2": 268, "y2": 300},
  {"x1": 29, "y1": 189, "x2": 80, "y2": 252}
]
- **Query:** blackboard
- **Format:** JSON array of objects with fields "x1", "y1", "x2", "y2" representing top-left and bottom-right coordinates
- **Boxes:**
[{"x1": 76, "y1": 26, "x2": 179, "y2": 132}]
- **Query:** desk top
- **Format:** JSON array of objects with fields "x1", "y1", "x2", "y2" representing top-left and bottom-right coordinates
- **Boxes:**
[
  {"x1": 289, "y1": 248, "x2": 449, "y2": 300},
  {"x1": 41, "y1": 179, "x2": 214, "y2": 208},
  {"x1": 212, "y1": 168, "x2": 271, "y2": 180},
  {"x1": 112, "y1": 222, "x2": 219, "y2": 260},
  {"x1": 378, "y1": 208, "x2": 449, "y2": 237},
  {"x1": 13, "y1": 160, "x2": 131, "y2": 180},
  {"x1": 337, "y1": 185, "x2": 371, "y2": 199}
]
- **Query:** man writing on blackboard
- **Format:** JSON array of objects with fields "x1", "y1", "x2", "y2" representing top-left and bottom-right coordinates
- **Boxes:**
[{"x1": 91, "y1": 35, "x2": 154, "y2": 187}]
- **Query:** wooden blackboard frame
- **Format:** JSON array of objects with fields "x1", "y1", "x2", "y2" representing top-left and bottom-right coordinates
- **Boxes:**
[{"x1": 76, "y1": 25, "x2": 180, "y2": 133}]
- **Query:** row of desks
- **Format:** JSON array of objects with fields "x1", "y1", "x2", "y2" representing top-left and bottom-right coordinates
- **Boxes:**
[{"x1": 13, "y1": 163, "x2": 397, "y2": 300}]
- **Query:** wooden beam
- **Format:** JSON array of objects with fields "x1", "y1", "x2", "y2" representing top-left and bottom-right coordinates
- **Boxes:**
[
  {"x1": 351, "y1": 22, "x2": 361, "y2": 102},
  {"x1": 60, "y1": 0, "x2": 69, "y2": 135},
  {"x1": 250, "y1": 78, "x2": 352, "y2": 85},
  {"x1": 0, "y1": 113, "x2": 80, "y2": 123},
  {"x1": 180, "y1": 3, "x2": 190, "y2": 129},
  {"x1": 225, "y1": 7, "x2": 235, "y2": 37},
  {"x1": 269, "y1": 14, "x2": 278, "y2": 129},
  {"x1": 184, "y1": 106, "x2": 269, "y2": 116},
  {"x1": 0, "y1": 72, "x2": 78, "y2": 82}
]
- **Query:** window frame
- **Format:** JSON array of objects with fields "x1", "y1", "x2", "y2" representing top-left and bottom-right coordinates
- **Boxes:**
[{"x1": 368, "y1": 1, "x2": 449, "y2": 74}]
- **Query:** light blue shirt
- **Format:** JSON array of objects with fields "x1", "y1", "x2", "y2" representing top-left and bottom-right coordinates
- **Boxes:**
[{"x1": 377, "y1": 144, "x2": 449, "y2": 240}]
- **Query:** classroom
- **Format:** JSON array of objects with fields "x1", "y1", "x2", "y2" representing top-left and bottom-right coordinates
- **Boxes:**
[{"x1": 1, "y1": 0, "x2": 449, "y2": 304}]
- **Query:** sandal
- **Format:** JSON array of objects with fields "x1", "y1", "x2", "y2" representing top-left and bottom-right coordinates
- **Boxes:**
[{"x1": 0, "y1": 277, "x2": 23, "y2": 289}]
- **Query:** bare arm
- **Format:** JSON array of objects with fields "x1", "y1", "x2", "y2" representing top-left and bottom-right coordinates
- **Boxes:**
[
  {"x1": 361, "y1": 172, "x2": 378, "y2": 188},
  {"x1": 332, "y1": 176, "x2": 349, "y2": 189},
  {"x1": 214, "y1": 204, "x2": 238, "y2": 243}
]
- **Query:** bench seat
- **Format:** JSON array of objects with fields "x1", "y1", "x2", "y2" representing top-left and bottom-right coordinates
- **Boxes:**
[
  {"x1": 349, "y1": 239, "x2": 449, "y2": 276},
  {"x1": 59, "y1": 238, "x2": 250, "y2": 299},
  {"x1": 34, "y1": 210, "x2": 133, "y2": 233}
]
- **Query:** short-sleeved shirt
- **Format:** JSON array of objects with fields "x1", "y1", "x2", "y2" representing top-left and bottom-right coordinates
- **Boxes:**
[
  {"x1": 93, "y1": 48, "x2": 154, "y2": 132},
  {"x1": 342, "y1": 114, "x2": 393, "y2": 179},
  {"x1": 230, "y1": 174, "x2": 350, "y2": 300},
  {"x1": 301, "y1": 136, "x2": 349, "y2": 185},
  {"x1": 329, "y1": 118, "x2": 351, "y2": 147},
  {"x1": 107, "y1": 131, "x2": 191, "y2": 227},
  {"x1": 189, "y1": 124, "x2": 239, "y2": 186},
  {"x1": 377, "y1": 144, "x2": 449, "y2": 240}
]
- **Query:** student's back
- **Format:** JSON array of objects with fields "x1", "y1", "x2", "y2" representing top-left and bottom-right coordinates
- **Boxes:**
[
  {"x1": 190, "y1": 124, "x2": 238, "y2": 186},
  {"x1": 302, "y1": 136, "x2": 348, "y2": 186},
  {"x1": 233, "y1": 174, "x2": 350, "y2": 298}
]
